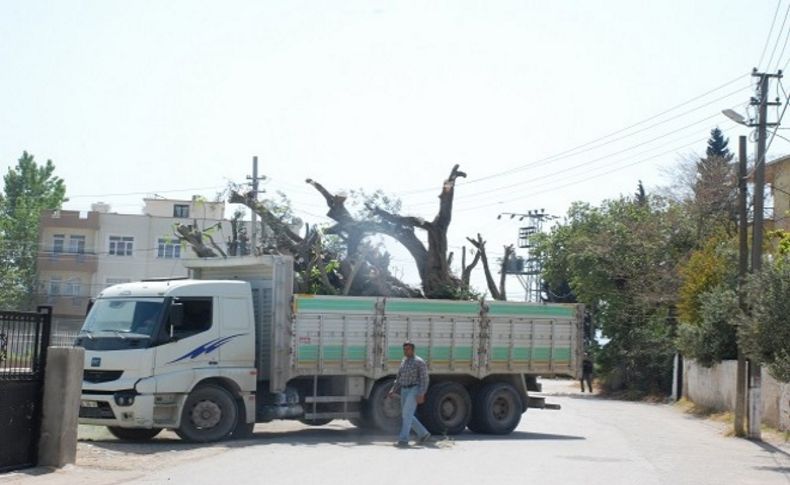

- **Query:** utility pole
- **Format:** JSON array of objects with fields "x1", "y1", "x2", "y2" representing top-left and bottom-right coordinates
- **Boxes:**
[
  {"x1": 747, "y1": 69, "x2": 782, "y2": 440},
  {"x1": 246, "y1": 156, "x2": 265, "y2": 256},
  {"x1": 734, "y1": 135, "x2": 748, "y2": 437}
]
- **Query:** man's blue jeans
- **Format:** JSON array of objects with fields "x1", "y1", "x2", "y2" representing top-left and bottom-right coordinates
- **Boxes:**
[{"x1": 399, "y1": 385, "x2": 429, "y2": 442}]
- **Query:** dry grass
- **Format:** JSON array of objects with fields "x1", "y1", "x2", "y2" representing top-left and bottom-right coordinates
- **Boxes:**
[{"x1": 674, "y1": 398, "x2": 789, "y2": 443}]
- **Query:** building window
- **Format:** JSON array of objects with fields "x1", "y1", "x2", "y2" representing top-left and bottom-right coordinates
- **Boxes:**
[
  {"x1": 157, "y1": 239, "x2": 181, "y2": 259},
  {"x1": 53, "y1": 234, "x2": 65, "y2": 254},
  {"x1": 173, "y1": 204, "x2": 190, "y2": 218},
  {"x1": 68, "y1": 235, "x2": 86, "y2": 254},
  {"x1": 109, "y1": 236, "x2": 134, "y2": 256},
  {"x1": 49, "y1": 277, "x2": 62, "y2": 296},
  {"x1": 63, "y1": 278, "x2": 81, "y2": 297}
]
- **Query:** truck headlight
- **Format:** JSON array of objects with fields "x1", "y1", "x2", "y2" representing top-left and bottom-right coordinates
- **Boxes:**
[{"x1": 114, "y1": 392, "x2": 136, "y2": 407}]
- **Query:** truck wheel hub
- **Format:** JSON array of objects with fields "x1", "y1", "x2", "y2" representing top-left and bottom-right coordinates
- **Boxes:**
[
  {"x1": 492, "y1": 396, "x2": 510, "y2": 420},
  {"x1": 192, "y1": 400, "x2": 222, "y2": 428},
  {"x1": 440, "y1": 397, "x2": 458, "y2": 419}
]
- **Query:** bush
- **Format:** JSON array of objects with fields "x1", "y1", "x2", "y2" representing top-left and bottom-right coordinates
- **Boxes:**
[
  {"x1": 739, "y1": 260, "x2": 790, "y2": 382},
  {"x1": 676, "y1": 284, "x2": 739, "y2": 366}
]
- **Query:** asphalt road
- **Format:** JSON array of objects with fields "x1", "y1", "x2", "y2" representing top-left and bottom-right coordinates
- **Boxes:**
[{"x1": 3, "y1": 380, "x2": 789, "y2": 485}]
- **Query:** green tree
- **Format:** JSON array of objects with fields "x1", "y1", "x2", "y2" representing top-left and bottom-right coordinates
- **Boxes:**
[
  {"x1": 674, "y1": 235, "x2": 739, "y2": 365},
  {"x1": 0, "y1": 152, "x2": 67, "y2": 309},
  {"x1": 693, "y1": 128, "x2": 737, "y2": 239},
  {"x1": 538, "y1": 194, "x2": 695, "y2": 394},
  {"x1": 738, "y1": 258, "x2": 790, "y2": 381}
]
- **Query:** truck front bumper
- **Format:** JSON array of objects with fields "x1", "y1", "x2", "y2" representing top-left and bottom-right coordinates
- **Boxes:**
[{"x1": 79, "y1": 392, "x2": 184, "y2": 429}]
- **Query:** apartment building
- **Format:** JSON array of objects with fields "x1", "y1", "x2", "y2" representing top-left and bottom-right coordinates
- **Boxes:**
[{"x1": 37, "y1": 196, "x2": 232, "y2": 330}]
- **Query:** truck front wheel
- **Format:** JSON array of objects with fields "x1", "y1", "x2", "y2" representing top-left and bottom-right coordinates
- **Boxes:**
[
  {"x1": 176, "y1": 385, "x2": 238, "y2": 442},
  {"x1": 469, "y1": 382, "x2": 522, "y2": 435},
  {"x1": 419, "y1": 382, "x2": 471, "y2": 435},
  {"x1": 107, "y1": 426, "x2": 162, "y2": 441}
]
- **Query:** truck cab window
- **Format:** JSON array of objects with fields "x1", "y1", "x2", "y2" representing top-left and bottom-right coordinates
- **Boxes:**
[{"x1": 172, "y1": 298, "x2": 212, "y2": 338}]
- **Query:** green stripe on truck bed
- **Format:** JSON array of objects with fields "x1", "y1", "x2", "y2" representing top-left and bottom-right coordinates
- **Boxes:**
[
  {"x1": 487, "y1": 303, "x2": 574, "y2": 318},
  {"x1": 386, "y1": 300, "x2": 480, "y2": 315},
  {"x1": 491, "y1": 347, "x2": 572, "y2": 362},
  {"x1": 297, "y1": 345, "x2": 368, "y2": 362},
  {"x1": 295, "y1": 297, "x2": 377, "y2": 313}
]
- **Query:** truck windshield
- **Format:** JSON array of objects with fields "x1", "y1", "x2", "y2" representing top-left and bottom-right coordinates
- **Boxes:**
[{"x1": 82, "y1": 298, "x2": 165, "y2": 338}]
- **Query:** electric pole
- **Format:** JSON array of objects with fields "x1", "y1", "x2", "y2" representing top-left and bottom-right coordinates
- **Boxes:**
[
  {"x1": 747, "y1": 69, "x2": 781, "y2": 440},
  {"x1": 246, "y1": 156, "x2": 265, "y2": 256},
  {"x1": 722, "y1": 68, "x2": 783, "y2": 440},
  {"x1": 734, "y1": 135, "x2": 748, "y2": 438}
]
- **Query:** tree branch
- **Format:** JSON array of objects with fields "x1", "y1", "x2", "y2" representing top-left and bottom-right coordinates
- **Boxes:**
[{"x1": 467, "y1": 233, "x2": 502, "y2": 300}]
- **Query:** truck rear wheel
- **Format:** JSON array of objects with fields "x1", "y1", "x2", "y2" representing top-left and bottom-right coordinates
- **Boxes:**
[
  {"x1": 107, "y1": 426, "x2": 162, "y2": 441},
  {"x1": 367, "y1": 379, "x2": 401, "y2": 433},
  {"x1": 469, "y1": 382, "x2": 522, "y2": 435},
  {"x1": 419, "y1": 382, "x2": 471, "y2": 435},
  {"x1": 176, "y1": 384, "x2": 238, "y2": 442}
]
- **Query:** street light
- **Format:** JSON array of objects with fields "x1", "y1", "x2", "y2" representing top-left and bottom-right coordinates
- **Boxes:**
[{"x1": 722, "y1": 109, "x2": 748, "y2": 126}]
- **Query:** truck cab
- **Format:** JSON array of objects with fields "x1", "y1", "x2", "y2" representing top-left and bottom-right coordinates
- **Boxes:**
[{"x1": 77, "y1": 279, "x2": 257, "y2": 442}]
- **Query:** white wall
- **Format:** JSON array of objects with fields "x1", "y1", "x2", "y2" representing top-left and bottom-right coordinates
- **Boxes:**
[{"x1": 683, "y1": 359, "x2": 790, "y2": 431}]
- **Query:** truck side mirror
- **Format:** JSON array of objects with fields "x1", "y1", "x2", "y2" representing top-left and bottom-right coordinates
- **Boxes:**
[{"x1": 169, "y1": 302, "x2": 184, "y2": 340}]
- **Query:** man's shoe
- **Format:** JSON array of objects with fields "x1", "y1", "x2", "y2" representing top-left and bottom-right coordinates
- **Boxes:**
[
  {"x1": 395, "y1": 441, "x2": 409, "y2": 448},
  {"x1": 418, "y1": 433, "x2": 432, "y2": 444}
]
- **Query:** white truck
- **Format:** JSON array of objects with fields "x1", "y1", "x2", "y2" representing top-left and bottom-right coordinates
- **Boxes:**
[{"x1": 77, "y1": 256, "x2": 582, "y2": 442}]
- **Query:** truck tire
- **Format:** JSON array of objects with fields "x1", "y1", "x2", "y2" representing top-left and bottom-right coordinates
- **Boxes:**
[
  {"x1": 469, "y1": 382, "x2": 523, "y2": 435},
  {"x1": 418, "y1": 382, "x2": 471, "y2": 435},
  {"x1": 367, "y1": 379, "x2": 401, "y2": 433},
  {"x1": 300, "y1": 418, "x2": 333, "y2": 426},
  {"x1": 175, "y1": 384, "x2": 238, "y2": 443},
  {"x1": 107, "y1": 426, "x2": 162, "y2": 441}
]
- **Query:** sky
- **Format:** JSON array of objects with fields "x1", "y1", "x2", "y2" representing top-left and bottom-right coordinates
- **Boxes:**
[{"x1": 2, "y1": 0, "x2": 789, "y2": 296}]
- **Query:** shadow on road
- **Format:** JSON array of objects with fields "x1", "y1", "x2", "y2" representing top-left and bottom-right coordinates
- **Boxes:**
[
  {"x1": 750, "y1": 439, "x2": 790, "y2": 459},
  {"x1": 80, "y1": 426, "x2": 585, "y2": 455}
]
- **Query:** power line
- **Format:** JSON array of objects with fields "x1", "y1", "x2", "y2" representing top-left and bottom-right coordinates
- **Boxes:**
[
  {"x1": 453, "y1": 128, "x2": 733, "y2": 213},
  {"x1": 396, "y1": 73, "x2": 751, "y2": 196},
  {"x1": 69, "y1": 185, "x2": 226, "y2": 199},
  {"x1": 758, "y1": 0, "x2": 784, "y2": 69},
  {"x1": 773, "y1": 16, "x2": 790, "y2": 71},
  {"x1": 766, "y1": 3, "x2": 790, "y2": 70},
  {"x1": 407, "y1": 111, "x2": 730, "y2": 209}
]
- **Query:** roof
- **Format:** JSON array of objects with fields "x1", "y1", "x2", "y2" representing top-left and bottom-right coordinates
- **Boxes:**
[{"x1": 97, "y1": 279, "x2": 250, "y2": 299}]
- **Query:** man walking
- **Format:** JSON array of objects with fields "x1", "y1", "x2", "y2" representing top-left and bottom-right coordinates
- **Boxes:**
[
  {"x1": 581, "y1": 354, "x2": 593, "y2": 393},
  {"x1": 388, "y1": 340, "x2": 431, "y2": 447}
]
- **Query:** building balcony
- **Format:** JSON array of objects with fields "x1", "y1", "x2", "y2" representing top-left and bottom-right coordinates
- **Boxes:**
[{"x1": 37, "y1": 251, "x2": 99, "y2": 273}]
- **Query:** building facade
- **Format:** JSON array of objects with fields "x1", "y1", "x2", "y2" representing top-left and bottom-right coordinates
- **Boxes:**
[
  {"x1": 37, "y1": 197, "x2": 233, "y2": 331},
  {"x1": 766, "y1": 154, "x2": 790, "y2": 232}
]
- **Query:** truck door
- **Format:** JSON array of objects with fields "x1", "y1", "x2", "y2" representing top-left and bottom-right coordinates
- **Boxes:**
[{"x1": 154, "y1": 297, "x2": 220, "y2": 375}]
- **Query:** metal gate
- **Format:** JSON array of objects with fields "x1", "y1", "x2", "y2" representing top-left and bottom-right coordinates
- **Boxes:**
[{"x1": 0, "y1": 306, "x2": 52, "y2": 472}]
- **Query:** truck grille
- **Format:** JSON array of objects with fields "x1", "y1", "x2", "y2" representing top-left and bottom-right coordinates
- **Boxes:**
[
  {"x1": 83, "y1": 370, "x2": 123, "y2": 383},
  {"x1": 79, "y1": 401, "x2": 116, "y2": 420}
]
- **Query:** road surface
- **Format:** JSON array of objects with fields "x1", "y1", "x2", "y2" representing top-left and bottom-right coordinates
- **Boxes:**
[{"x1": 2, "y1": 380, "x2": 788, "y2": 485}]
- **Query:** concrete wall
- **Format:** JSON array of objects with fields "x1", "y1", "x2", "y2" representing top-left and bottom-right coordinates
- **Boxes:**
[
  {"x1": 38, "y1": 347, "x2": 84, "y2": 467},
  {"x1": 683, "y1": 359, "x2": 790, "y2": 431}
]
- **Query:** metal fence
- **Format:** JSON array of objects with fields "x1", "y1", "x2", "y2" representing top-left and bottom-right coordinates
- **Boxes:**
[{"x1": 0, "y1": 306, "x2": 52, "y2": 472}]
